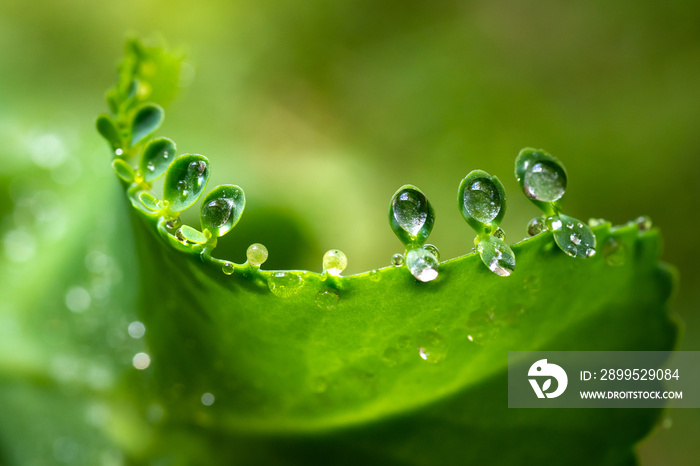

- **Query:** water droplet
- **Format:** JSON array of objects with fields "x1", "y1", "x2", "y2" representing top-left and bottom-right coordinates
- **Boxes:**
[
  {"x1": 222, "y1": 261, "x2": 235, "y2": 275},
  {"x1": 467, "y1": 334, "x2": 474, "y2": 342},
  {"x1": 550, "y1": 214, "x2": 597, "y2": 259},
  {"x1": 406, "y1": 248, "x2": 439, "y2": 282},
  {"x1": 523, "y1": 160, "x2": 567, "y2": 202},
  {"x1": 459, "y1": 175, "x2": 503, "y2": 224},
  {"x1": 527, "y1": 217, "x2": 546, "y2": 236},
  {"x1": 246, "y1": 243, "x2": 268, "y2": 266},
  {"x1": 389, "y1": 185, "x2": 434, "y2": 246},
  {"x1": 391, "y1": 253, "x2": 405, "y2": 266},
  {"x1": 417, "y1": 331, "x2": 447, "y2": 363},
  {"x1": 423, "y1": 244, "x2": 440, "y2": 261},
  {"x1": 132, "y1": 352, "x2": 151, "y2": 370},
  {"x1": 477, "y1": 236, "x2": 515, "y2": 277},
  {"x1": 493, "y1": 228, "x2": 506, "y2": 241},
  {"x1": 115, "y1": 148, "x2": 123, "y2": 156},
  {"x1": 315, "y1": 290, "x2": 339, "y2": 309},
  {"x1": 546, "y1": 216, "x2": 563, "y2": 231},
  {"x1": 603, "y1": 238, "x2": 626, "y2": 266},
  {"x1": 200, "y1": 185, "x2": 245, "y2": 237},
  {"x1": 323, "y1": 249, "x2": 347, "y2": 276},
  {"x1": 369, "y1": 270, "x2": 381, "y2": 281},
  {"x1": 65, "y1": 287, "x2": 91, "y2": 313},
  {"x1": 201, "y1": 392, "x2": 215, "y2": 406},
  {"x1": 128, "y1": 321, "x2": 145, "y2": 339},
  {"x1": 176, "y1": 179, "x2": 188, "y2": 196},
  {"x1": 146, "y1": 162, "x2": 155, "y2": 172},
  {"x1": 163, "y1": 155, "x2": 210, "y2": 213},
  {"x1": 636, "y1": 215, "x2": 652, "y2": 232},
  {"x1": 382, "y1": 347, "x2": 401, "y2": 367},
  {"x1": 165, "y1": 217, "x2": 182, "y2": 230},
  {"x1": 268, "y1": 272, "x2": 303, "y2": 297},
  {"x1": 588, "y1": 218, "x2": 607, "y2": 227}
]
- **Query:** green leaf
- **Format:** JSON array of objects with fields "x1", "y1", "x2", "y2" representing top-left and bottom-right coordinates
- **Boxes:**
[
  {"x1": 111, "y1": 158, "x2": 135, "y2": 183},
  {"x1": 200, "y1": 184, "x2": 245, "y2": 237},
  {"x1": 178, "y1": 224, "x2": 208, "y2": 244},
  {"x1": 130, "y1": 103, "x2": 164, "y2": 146},
  {"x1": 162, "y1": 154, "x2": 210, "y2": 213},
  {"x1": 457, "y1": 170, "x2": 507, "y2": 234},
  {"x1": 137, "y1": 191, "x2": 162, "y2": 211},
  {"x1": 139, "y1": 137, "x2": 176, "y2": 182},
  {"x1": 388, "y1": 185, "x2": 435, "y2": 248},
  {"x1": 95, "y1": 114, "x2": 122, "y2": 151},
  {"x1": 124, "y1": 215, "x2": 676, "y2": 465}
]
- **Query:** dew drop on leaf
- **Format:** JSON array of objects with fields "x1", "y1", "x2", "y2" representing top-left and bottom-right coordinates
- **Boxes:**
[
  {"x1": 391, "y1": 253, "x2": 405, "y2": 267},
  {"x1": 493, "y1": 228, "x2": 506, "y2": 241},
  {"x1": 163, "y1": 154, "x2": 210, "y2": 213},
  {"x1": 460, "y1": 175, "x2": 503, "y2": 224},
  {"x1": 246, "y1": 243, "x2": 268, "y2": 267},
  {"x1": 550, "y1": 214, "x2": 597, "y2": 259},
  {"x1": 523, "y1": 160, "x2": 567, "y2": 202},
  {"x1": 389, "y1": 185, "x2": 434, "y2": 247},
  {"x1": 268, "y1": 272, "x2": 303, "y2": 298},
  {"x1": 527, "y1": 217, "x2": 546, "y2": 236},
  {"x1": 221, "y1": 261, "x2": 235, "y2": 275},
  {"x1": 140, "y1": 137, "x2": 176, "y2": 182},
  {"x1": 477, "y1": 235, "x2": 515, "y2": 277},
  {"x1": 200, "y1": 185, "x2": 245, "y2": 237},
  {"x1": 315, "y1": 290, "x2": 339, "y2": 310},
  {"x1": 323, "y1": 249, "x2": 347, "y2": 276},
  {"x1": 423, "y1": 244, "x2": 440, "y2": 261},
  {"x1": 406, "y1": 248, "x2": 439, "y2": 282}
]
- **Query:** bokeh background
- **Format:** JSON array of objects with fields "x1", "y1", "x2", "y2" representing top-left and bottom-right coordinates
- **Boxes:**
[{"x1": 0, "y1": 0, "x2": 698, "y2": 464}]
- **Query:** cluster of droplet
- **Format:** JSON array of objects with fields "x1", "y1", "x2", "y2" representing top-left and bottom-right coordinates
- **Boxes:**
[
  {"x1": 516, "y1": 148, "x2": 597, "y2": 259},
  {"x1": 388, "y1": 185, "x2": 439, "y2": 282},
  {"x1": 458, "y1": 170, "x2": 516, "y2": 277}
]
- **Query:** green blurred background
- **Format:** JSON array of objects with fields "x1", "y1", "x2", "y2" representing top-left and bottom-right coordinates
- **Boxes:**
[{"x1": 0, "y1": 0, "x2": 697, "y2": 464}]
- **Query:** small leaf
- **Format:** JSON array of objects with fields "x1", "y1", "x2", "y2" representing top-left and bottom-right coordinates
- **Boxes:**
[
  {"x1": 477, "y1": 235, "x2": 516, "y2": 277},
  {"x1": 137, "y1": 191, "x2": 162, "y2": 211},
  {"x1": 130, "y1": 103, "x2": 164, "y2": 146},
  {"x1": 548, "y1": 214, "x2": 597, "y2": 259},
  {"x1": 178, "y1": 225, "x2": 208, "y2": 244},
  {"x1": 515, "y1": 148, "x2": 567, "y2": 215},
  {"x1": 200, "y1": 184, "x2": 246, "y2": 237},
  {"x1": 389, "y1": 185, "x2": 435, "y2": 247},
  {"x1": 163, "y1": 154, "x2": 210, "y2": 213},
  {"x1": 96, "y1": 114, "x2": 122, "y2": 151},
  {"x1": 111, "y1": 159, "x2": 135, "y2": 183},
  {"x1": 458, "y1": 170, "x2": 506, "y2": 234},
  {"x1": 140, "y1": 137, "x2": 176, "y2": 182}
]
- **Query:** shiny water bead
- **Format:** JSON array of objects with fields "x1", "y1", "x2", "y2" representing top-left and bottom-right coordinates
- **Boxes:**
[
  {"x1": 165, "y1": 217, "x2": 182, "y2": 230},
  {"x1": 140, "y1": 137, "x2": 176, "y2": 182},
  {"x1": 246, "y1": 243, "x2": 268, "y2": 266},
  {"x1": 406, "y1": 248, "x2": 439, "y2": 282},
  {"x1": 391, "y1": 253, "x2": 405, "y2": 267},
  {"x1": 423, "y1": 244, "x2": 440, "y2": 261},
  {"x1": 221, "y1": 262, "x2": 235, "y2": 275},
  {"x1": 527, "y1": 217, "x2": 546, "y2": 236},
  {"x1": 458, "y1": 170, "x2": 506, "y2": 232},
  {"x1": 515, "y1": 148, "x2": 567, "y2": 207},
  {"x1": 476, "y1": 235, "x2": 516, "y2": 277},
  {"x1": 315, "y1": 290, "x2": 339, "y2": 310},
  {"x1": 323, "y1": 249, "x2": 347, "y2": 276},
  {"x1": 493, "y1": 228, "x2": 506, "y2": 241},
  {"x1": 200, "y1": 185, "x2": 245, "y2": 237},
  {"x1": 548, "y1": 214, "x2": 596, "y2": 258},
  {"x1": 130, "y1": 103, "x2": 164, "y2": 146},
  {"x1": 163, "y1": 154, "x2": 210, "y2": 213},
  {"x1": 636, "y1": 215, "x2": 652, "y2": 232},
  {"x1": 389, "y1": 185, "x2": 435, "y2": 247},
  {"x1": 138, "y1": 191, "x2": 162, "y2": 211},
  {"x1": 268, "y1": 272, "x2": 303, "y2": 298}
]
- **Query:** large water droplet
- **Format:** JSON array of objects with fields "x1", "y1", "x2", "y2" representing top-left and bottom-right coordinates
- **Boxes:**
[
  {"x1": 268, "y1": 272, "x2": 303, "y2": 298},
  {"x1": 389, "y1": 185, "x2": 434, "y2": 246},
  {"x1": 523, "y1": 160, "x2": 567, "y2": 202},
  {"x1": 550, "y1": 214, "x2": 597, "y2": 258},
  {"x1": 315, "y1": 290, "x2": 339, "y2": 309},
  {"x1": 200, "y1": 185, "x2": 245, "y2": 237},
  {"x1": 406, "y1": 248, "x2": 439, "y2": 282},
  {"x1": 416, "y1": 331, "x2": 447, "y2": 363},
  {"x1": 459, "y1": 174, "x2": 503, "y2": 225},
  {"x1": 246, "y1": 243, "x2": 268, "y2": 266},
  {"x1": 603, "y1": 237, "x2": 626, "y2": 266},
  {"x1": 477, "y1": 235, "x2": 515, "y2": 277},
  {"x1": 423, "y1": 244, "x2": 440, "y2": 261},
  {"x1": 323, "y1": 249, "x2": 347, "y2": 276},
  {"x1": 527, "y1": 217, "x2": 546, "y2": 236},
  {"x1": 391, "y1": 253, "x2": 405, "y2": 266},
  {"x1": 222, "y1": 262, "x2": 235, "y2": 275}
]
